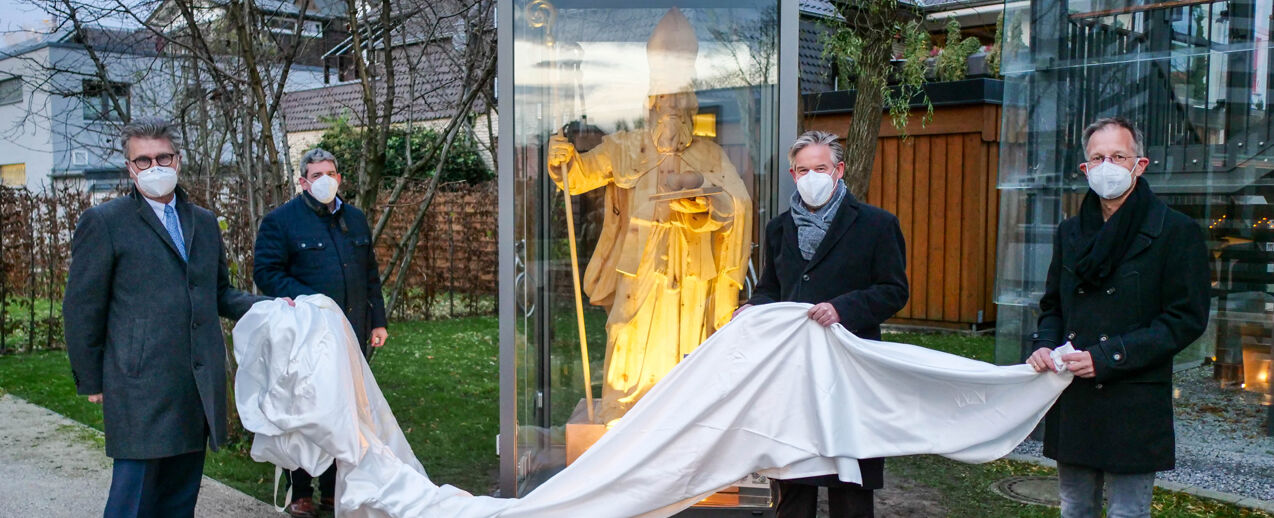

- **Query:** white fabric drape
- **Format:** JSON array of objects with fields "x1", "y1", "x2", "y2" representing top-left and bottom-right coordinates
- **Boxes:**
[{"x1": 232, "y1": 296, "x2": 1073, "y2": 518}]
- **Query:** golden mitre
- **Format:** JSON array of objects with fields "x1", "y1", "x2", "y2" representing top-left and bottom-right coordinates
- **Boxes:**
[{"x1": 647, "y1": 7, "x2": 698, "y2": 96}]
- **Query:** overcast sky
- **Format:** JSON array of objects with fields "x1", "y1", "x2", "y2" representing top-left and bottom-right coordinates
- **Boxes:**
[
  {"x1": 0, "y1": 0, "x2": 139, "y2": 49},
  {"x1": 0, "y1": 0, "x2": 58, "y2": 47}
]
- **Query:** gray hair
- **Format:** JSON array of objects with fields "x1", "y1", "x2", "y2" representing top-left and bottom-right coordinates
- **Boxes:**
[
  {"x1": 120, "y1": 117, "x2": 181, "y2": 158},
  {"x1": 299, "y1": 148, "x2": 338, "y2": 177},
  {"x1": 788, "y1": 130, "x2": 844, "y2": 165},
  {"x1": 1082, "y1": 117, "x2": 1145, "y2": 157}
]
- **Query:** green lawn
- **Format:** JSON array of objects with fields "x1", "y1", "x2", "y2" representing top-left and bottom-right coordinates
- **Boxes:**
[
  {"x1": 1, "y1": 322, "x2": 1268, "y2": 517},
  {"x1": 0, "y1": 315, "x2": 501, "y2": 503}
]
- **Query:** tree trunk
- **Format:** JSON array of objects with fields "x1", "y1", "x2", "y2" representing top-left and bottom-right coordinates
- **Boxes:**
[{"x1": 842, "y1": 35, "x2": 893, "y2": 200}]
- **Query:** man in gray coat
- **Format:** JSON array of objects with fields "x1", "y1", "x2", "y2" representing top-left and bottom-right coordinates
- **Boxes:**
[{"x1": 64, "y1": 117, "x2": 281, "y2": 517}]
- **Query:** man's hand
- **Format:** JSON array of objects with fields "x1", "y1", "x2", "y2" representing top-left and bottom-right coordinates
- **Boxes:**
[
  {"x1": 1061, "y1": 351, "x2": 1096, "y2": 378},
  {"x1": 87, "y1": 393, "x2": 103, "y2": 404},
  {"x1": 731, "y1": 304, "x2": 753, "y2": 320},
  {"x1": 370, "y1": 327, "x2": 388, "y2": 348},
  {"x1": 280, "y1": 297, "x2": 296, "y2": 307},
  {"x1": 1026, "y1": 347, "x2": 1057, "y2": 373},
  {"x1": 807, "y1": 302, "x2": 839, "y2": 327}
]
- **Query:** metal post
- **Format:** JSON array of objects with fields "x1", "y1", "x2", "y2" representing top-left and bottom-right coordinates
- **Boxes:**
[{"x1": 496, "y1": 0, "x2": 517, "y2": 496}]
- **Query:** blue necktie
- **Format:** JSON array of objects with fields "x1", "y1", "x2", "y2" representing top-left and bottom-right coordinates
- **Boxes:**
[{"x1": 164, "y1": 205, "x2": 187, "y2": 261}]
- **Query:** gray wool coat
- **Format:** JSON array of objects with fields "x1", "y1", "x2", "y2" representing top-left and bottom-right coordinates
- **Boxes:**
[{"x1": 64, "y1": 188, "x2": 266, "y2": 460}]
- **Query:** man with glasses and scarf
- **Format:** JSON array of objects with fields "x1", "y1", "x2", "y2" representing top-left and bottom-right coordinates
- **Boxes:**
[
  {"x1": 1026, "y1": 117, "x2": 1210, "y2": 518},
  {"x1": 252, "y1": 147, "x2": 389, "y2": 518},
  {"x1": 64, "y1": 117, "x2": 277, "y2": 517}
]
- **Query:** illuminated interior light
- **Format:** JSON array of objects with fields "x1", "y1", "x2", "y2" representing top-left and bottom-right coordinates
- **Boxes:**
[{"x1": 692, "y1": 112, "x2": 717, "y2": 138}]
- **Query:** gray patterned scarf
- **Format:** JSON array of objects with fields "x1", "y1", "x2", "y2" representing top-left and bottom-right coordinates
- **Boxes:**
[{"x1": 790, "y1": 180, "x2": 848, "y2": 260}]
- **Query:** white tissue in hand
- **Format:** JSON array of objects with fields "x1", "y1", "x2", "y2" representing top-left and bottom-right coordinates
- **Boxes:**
[{"x1": 1050, "y1": 343, "x2": 1077, "y2": 372}]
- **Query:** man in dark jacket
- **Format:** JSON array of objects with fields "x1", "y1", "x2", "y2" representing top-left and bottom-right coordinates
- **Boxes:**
[
  {"x1": 1027, "y1": 117, "x2": 1210, "y2": 518},
  {"x1": 64, "y1": 118, "x2": 274, "y2": 517},
  {"x1": 253, "y1": 147, "x2": 389, "y2": 517},
  {"x1": 735, "y1": 130, "x2": 909, "y2": 518}
]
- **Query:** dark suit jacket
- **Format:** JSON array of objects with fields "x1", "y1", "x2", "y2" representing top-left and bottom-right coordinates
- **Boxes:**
[
  {"x1": 746, "y1": 192, "x2": 909, "y2": 489},
  {"x1": 64, "y1": 188, "x2": 266, "y2": 460},
  {"x1": 253, "y1": 192, "x2": 387, "y2": 352},
  {"x1": 1032, "y1": 193, "x2": 1209, "y2": 473}
]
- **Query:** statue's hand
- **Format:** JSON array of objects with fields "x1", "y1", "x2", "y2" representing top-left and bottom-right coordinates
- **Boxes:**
[{"x1": 547, "y1": 134, "x2": 577, "y2": 170}]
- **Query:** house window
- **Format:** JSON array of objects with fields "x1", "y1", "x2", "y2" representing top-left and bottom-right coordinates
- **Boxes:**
[
  {"x1": 82, "y1": 80, "x2": 130, "y2": 121},
  {"x1": 1, "y1": 163, "x2": 26, "y2": 187},
  {"x1": 0, "y1": 76, "x2": 21, "y2": 105}
]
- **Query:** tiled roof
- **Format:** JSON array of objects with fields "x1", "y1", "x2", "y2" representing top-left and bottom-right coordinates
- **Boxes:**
[
  {"x1": 798, "y1": 0, "x2": 840, "y2": 19},
  {"x1": 282, "y1": 43, "x2": 491, "y2": 132},
  {"x1": 916, "y1": 0, "x2": 1003, "y2": 9},
  {"x1": 799, "y1": 18, "x2": 835, "y2": 95}
]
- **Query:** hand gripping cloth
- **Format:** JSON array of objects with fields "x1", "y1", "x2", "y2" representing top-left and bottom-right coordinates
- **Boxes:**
[{"x1": 233, "y1": 296, "x2": 1073, "y2": 518}]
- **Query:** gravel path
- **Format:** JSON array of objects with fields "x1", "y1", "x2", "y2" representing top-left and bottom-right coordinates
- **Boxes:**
[
  {"x1": 1012, "y1": 365, "x2": 1274, "y2": 503},
  {"x1": 0, "y1": 393, "x2": 276, "y2": 518}
]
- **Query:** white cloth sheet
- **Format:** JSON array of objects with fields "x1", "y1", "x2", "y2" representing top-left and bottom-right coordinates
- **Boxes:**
[{"x1": 232, "y1": 296, "x2": 1073, "y2": 518}]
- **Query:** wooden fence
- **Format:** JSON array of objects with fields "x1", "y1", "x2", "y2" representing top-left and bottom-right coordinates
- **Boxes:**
[{"x1": 0, "y1": 181, "x2": 498, "y2": 353}]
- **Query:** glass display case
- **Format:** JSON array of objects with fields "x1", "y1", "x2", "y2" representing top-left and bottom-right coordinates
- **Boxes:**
[
  {"x1": 497, "y1": 0, "x2": 796, "y2": 512},
  {"x1": 994, "y1": 0, "x2": 1273, "y2": 432}
]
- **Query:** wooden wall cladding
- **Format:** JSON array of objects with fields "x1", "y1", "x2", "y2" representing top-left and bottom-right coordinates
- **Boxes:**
[{"x1": 804, "y1": 104, "x2": 1002, "y2": 328}]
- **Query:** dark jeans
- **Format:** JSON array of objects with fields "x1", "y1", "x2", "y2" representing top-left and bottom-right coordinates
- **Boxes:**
[
  {"x1": 104, "y1": 449, "x2": 206, "y2": 518},
  {"x1": 287, "y1": 464, "x2": 336, "y2": 501},
  {"x1": 773, "y1": 480, "x2": 874, "y2": 518}
]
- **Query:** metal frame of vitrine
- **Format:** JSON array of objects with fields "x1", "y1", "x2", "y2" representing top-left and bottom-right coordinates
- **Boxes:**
[{"x1": 497, "y1": 0, "x2": 800, "y2": 502}]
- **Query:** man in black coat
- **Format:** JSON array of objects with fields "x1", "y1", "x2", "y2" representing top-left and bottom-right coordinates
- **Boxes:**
[
  {"x1": 64, "y1": 118, "x2": 274, "y2": 517},
  {"x1": 736, "y1": 130, "x2": 909, "y2": 518},
  {"x1": 1027, "y1": 117, "x2": 1210, "y2": 518},
  {"x1": 253, "y1": 147, "x2": 389, "y2": 517}
]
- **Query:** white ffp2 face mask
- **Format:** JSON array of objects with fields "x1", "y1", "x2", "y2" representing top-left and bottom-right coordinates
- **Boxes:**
[
  {"x1": 1086, "y1": 160, "x2": 1135, "y2": 199},
  {"x1": 309, "y1": 175, "x2": 339, "y2": 204},
  {"x1": 796, "y1": 171, "x2": 835, "y2": 207},
  {"x1": 135, "y1": 166, "x2": 178, "y2": 198}
]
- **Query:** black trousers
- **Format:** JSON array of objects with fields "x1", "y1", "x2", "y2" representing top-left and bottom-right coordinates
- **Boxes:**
[
  {"x1": 287, "y1": 464, "x2": 336, "y2": 501},
  {"x1": 104, "y1": 449, "x2": 206, "y2": 518},
  {"x1": 773, "y1": 480, "x2": 874, "y2": 518}
]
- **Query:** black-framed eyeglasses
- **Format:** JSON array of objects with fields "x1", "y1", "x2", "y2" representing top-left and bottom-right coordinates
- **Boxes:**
[{"x1": 130, "y1": 153, "x2": 176, "y2": 170}]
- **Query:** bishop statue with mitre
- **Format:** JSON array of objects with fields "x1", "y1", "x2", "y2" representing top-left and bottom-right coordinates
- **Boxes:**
[{"x1": 547, "y1": 7, "x2": 753, "y2": 425}]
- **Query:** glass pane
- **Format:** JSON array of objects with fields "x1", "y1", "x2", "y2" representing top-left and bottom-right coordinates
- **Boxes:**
[
  {"x1": 509, "y1": 0, "x2": 780, "y2": 505},
  {"x1": 996, "y1": 0, "x2": 1274, "y2": 417}
]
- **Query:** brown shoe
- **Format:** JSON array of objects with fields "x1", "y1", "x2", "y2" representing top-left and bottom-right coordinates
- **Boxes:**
[
  {"x1": 285, "y1": 497, "x2": 319, "y2": 518},
  {"x1": 319, "y1": 496, "x2": 335, "y2": 511}
]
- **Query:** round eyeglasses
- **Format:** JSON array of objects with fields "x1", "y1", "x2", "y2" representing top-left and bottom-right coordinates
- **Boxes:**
[{"x1": 130, "y1": 153, "x2": 176, "y2": 170}]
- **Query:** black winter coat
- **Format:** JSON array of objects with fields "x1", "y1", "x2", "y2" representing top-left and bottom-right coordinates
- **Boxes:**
[
  {"x1": 253, "y1": 193, "x2": 388, "y2": 352},
  {"x1": 64, "y1": 188, "x2": 266, "y2": 459},
  {"x1": 1032, "y1": 193, "x2": 1210, "y2": 473},
  {"x1": 746, "y1": 193, "x2": 910, "y2": 489}
]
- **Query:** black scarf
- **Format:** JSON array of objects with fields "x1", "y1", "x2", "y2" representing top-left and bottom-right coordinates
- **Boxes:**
[{"x1": 1074, "y1": 178, "x2": 1152, "y2": 287}]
